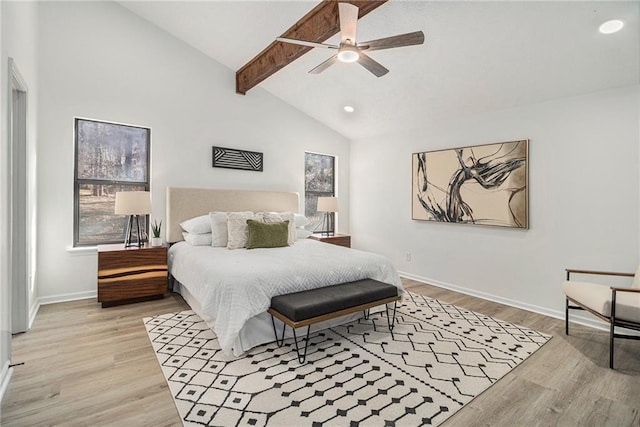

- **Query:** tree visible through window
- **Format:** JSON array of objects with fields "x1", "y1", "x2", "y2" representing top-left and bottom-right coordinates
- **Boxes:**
[
  {"x1": 74, "y1": 118, "x2": 150, "y2": 246},
  {"x1": 304, "y1": 152, "x2": 335, "y2": 233}
]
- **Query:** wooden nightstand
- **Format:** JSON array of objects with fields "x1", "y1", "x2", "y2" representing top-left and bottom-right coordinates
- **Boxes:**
[
  {"x1": 309, "y1": 233, "x2": 351, "y2": 248},
  {"x1": 97, "y1": 243, "x2": 168, "y2": 307}
]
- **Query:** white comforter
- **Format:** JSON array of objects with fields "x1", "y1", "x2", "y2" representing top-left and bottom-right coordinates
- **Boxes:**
[{"x1": 168, "y1": 239, "x2": 403, "y2": 354}]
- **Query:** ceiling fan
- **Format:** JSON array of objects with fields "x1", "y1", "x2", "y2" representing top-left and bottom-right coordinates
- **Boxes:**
[{"x1": 276, "y1": 2, "x2": 425, "y2": 77}]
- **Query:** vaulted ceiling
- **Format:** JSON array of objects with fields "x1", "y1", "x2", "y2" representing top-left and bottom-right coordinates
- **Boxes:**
[{"x1": 119, "y1": 1, "x2": 639, "y2": 140}]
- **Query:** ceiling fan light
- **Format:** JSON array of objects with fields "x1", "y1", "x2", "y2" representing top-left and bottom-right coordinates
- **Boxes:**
[{"x1": 337, "y1": 49, "x2": 359, "y2": 63}]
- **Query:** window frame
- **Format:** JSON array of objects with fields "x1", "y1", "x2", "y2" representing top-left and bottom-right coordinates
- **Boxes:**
[
  {"x1": 73, "y1": 117, "x2": 151, "y2": 247},
  {"x1": 304, "y1": 152, "x2": 336, "y2": 234}
]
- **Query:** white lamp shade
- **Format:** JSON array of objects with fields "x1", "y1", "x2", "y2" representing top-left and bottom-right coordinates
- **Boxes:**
[
  {"x1": 317, "y1": 196, "x2": 339, "y2": 213},
  {"x1": 114, "y1": 191, "x2": 152, "y2": 215}
]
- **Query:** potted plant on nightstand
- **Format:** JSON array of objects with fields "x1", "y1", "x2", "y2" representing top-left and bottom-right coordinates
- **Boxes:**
[{"x1": 150, "y1": 220, "x2": 162, "y2": 247}]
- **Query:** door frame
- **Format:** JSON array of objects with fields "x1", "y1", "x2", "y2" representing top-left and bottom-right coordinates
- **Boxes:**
[{"x1": 8, "y1": 57, "x2": 30, "y2": 334}]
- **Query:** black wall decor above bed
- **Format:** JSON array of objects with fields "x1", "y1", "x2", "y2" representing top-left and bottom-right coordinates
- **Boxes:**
[{"x1": 212, "y1": 146, "x2": 263, "y2": 172}]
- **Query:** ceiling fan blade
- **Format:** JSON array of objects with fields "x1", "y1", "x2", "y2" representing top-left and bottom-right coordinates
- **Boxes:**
[
  {"x1": 338, "y1": 2, "x2": 359, "y2": 44},
  {"x1": 309, "y1": 55, "x2": 339, "y2": 74},
  {"x1": 359, "y1": 31, "x2": 425, "y2": 52},
  {"x1": 357, "y1": 52, "x2": 389, "y2": 77},
  {"x1": 276, "y1": 37, "x2": 338, "y2": 49}
]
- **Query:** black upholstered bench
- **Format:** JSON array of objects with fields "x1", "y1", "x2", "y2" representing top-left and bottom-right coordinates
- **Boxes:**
[{"x1": 268, "y1": 279, "x2": 401, "y2": 363}]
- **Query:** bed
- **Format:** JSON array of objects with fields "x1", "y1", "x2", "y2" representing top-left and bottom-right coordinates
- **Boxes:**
[{"x1": 166, "y1": 187, "x2": 403, "y2": 356}]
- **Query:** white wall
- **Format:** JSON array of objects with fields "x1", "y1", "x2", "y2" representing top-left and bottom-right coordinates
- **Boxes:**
[
  {"x1": 0, "y1": 0, "x2": 8, "y2": 404},
  {"x1": 36, "y1": 2, "x2": 349, "y2": 301},
  {"x1": 351, "y1": 86, "x2": 640, "y2": 318},
  {"x1": 1, "y1": 0, "x2": 39, "y2": 401}
]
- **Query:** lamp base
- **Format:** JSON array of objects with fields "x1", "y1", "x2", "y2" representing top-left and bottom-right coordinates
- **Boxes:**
[
  {"x1": 316, "y1": 212, "x2": 335, "y2": 237},
  {"x1": 123, "y1": 215, "x2": 145, "y2": 248}
]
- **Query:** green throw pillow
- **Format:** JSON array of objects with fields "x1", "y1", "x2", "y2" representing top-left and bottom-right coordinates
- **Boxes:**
[{"x1": 246, "y1": 219, "x2": 290, "y2": 249}]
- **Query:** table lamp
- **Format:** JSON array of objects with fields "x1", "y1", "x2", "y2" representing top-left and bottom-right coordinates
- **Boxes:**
[
  {"x1": 316, "y1": 196, "x2": 338, "y2": 236},
  {"x1": 115, "y1": 191, "x2": 152, "y2": 247}
]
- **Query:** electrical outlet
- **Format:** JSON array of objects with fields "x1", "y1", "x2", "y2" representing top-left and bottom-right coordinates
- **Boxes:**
[{"x1": 405, "y1": 252, "x2": 411, "y2": 262}]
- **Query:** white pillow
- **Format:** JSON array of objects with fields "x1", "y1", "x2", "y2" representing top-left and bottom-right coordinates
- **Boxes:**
[
  {"x1": 227, "y1": 211, "x2": 256, "y2": 249},
  {"x1": 209, "y1": 212, "x2": 229, "y2": 247},
  {"x1": 182, "y1": 232, "x2": 212, "y2": 246},
  {"x1": 180, "y1": 215, "x2": 211, "y2": 235},
  {"x1": 296, "y1": 228, "x2": 313, "y2": 240},
  {"x1": 294, "y1": 213, "x2": 310, "y2": 228},
  {"x1": 262, "y1": 212, "x2": 296, "y2": 245}
]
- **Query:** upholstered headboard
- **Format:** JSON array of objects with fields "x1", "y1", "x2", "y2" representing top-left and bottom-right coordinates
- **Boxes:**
[{"x1": 166, "y1": 187, "x2": 300, "y2": 243}]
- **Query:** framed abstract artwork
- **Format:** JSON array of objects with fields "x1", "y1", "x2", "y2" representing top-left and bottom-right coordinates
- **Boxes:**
[
  {"x1": 412, "y1": 140, "x2": 528, "y2": 228},
  {"x1": 212, "y1": 146, "x2": 263, "y2": 172}
]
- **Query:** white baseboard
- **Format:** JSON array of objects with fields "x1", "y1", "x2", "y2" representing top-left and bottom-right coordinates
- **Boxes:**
[
  {"x1": 0, "y1": 360, "x2": 13, "y2": 404},
  {"x1": 38, "y1": 290, "x2": 97, "y2": 306},
  {"x1": 14, "y1": 292, "x2": 94, "y2": 332},
  {"x1": 398, "y1": 271, "x2": 612, "y2": 333},
  {"x1": 21, "y1": 291, "x2": 96, "y2": 331}
]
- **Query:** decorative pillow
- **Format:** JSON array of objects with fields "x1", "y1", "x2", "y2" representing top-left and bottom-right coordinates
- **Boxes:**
[
  {"x1": 180, "y1": 215, "x2": 211, "y2": 234},
  {"x1": 209, "y1": 212, "x2": 229, "y2": 247},
  {"x1": 246, "y1": 220, "x2": 290, "y2": 249},
  {"x1": 182, "y1": 232, "x2": 212, "y2": 246},
  {"x1": 262, "y1": 212, "x2": 296, "y2": 245},
  {"x1": 294, "y1": 213, "x2": 311, "y2": 228},
  {"x1": 227, "y1": 211, "x2": 256, "y2": 249},
  {"x1": 296, "y1": 228, "x2": 313, "y2": 240}
]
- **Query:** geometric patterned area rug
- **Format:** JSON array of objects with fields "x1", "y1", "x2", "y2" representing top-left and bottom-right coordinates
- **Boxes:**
[{"x1": 143, "y1": 291, "x2": 550, "y2": 426}]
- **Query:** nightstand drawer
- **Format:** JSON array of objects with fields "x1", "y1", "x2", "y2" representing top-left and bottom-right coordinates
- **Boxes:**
[
  {"x1": 309, "y1": 233, "x2": 351, "y2": 248},
  {"x1": 98, "y1": 275, "x2": 167, "y2": 303},
  {"x1": 98, "y1": 246, "x2": 167, "y2": 269},
  {"x1": 97, "y1": 244, "x2": 168, "y2": 307}
]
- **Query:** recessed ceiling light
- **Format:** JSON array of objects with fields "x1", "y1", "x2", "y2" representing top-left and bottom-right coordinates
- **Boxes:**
[
  {"x1": 599, "y1": 19, "x2": 624, "y2": 34},
  {"x1": 343, "y1": 105, "x2": 355, "y2": 113}
]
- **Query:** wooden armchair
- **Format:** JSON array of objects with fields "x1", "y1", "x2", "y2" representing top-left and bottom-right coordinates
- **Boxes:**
[{"x1": 563, "y1": 268, "x2": 640, "y2": 369}]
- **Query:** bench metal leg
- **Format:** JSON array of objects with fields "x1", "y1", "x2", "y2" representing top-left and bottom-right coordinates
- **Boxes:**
[
  {"x1": 270, "y1": 315, "x2": 287, "y2": 347},
  {"x1": 367, "y1": 301, "x2": 398, "y2": 336},
  {"x1": 292, "y1": 325, "x2": 311, "y2": 364},
  {"x1": 271, "y1": 315, "x2": 311, "y2": 364},
  {"x1": 363, "y1": 308, "x2": 370, "y2": 320},
  {"x1": 386, "y1": 301, "x2": 398, "y2": 331}
]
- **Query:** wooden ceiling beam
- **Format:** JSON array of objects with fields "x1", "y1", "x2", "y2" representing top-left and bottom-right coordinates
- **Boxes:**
[{"x1": 235, "y1": 0, "x2": 388, "y2": 95}]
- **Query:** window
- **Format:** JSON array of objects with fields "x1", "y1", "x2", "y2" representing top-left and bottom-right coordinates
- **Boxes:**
[
  {"x1": 304, "y1": 152, "x2": 335, "y2": 233},
  {"x1": 74, "y1": 118, "x2": 150, "y2": 246}
]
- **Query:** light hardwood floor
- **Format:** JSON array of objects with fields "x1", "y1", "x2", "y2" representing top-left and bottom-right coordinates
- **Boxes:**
[{"x1": 1, "y1": 279, "x2": 639, "y2": 426}]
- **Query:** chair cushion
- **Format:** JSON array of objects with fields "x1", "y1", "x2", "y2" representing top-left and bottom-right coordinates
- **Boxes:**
[{"x1": 563, "y1": 280, "x2": 640, "y2": 324}]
